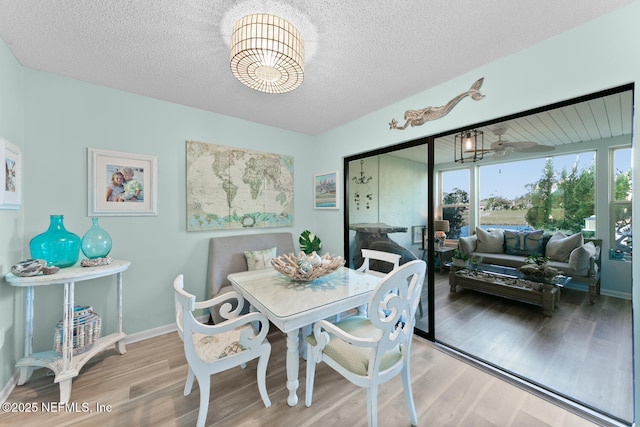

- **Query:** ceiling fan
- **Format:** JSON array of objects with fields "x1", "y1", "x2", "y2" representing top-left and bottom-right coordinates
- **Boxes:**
[{"x1": 478, "y1": 126, "x2": 554, "y2": 158}]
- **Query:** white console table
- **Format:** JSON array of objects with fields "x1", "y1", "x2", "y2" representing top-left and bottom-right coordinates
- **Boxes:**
[{"x1": 4, "y1": 259, "x2": 130, "y2": 403}]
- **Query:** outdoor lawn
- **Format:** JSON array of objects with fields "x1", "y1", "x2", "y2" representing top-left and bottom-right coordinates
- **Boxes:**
[{"x1": 480, "y1": 208, "x2": 528, "y2": 225}]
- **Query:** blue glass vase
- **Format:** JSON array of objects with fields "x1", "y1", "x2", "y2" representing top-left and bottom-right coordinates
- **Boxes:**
[
  {"x1": 81, "y1": 217, "x2": 112, "y2": 259},
  {"x1": 29, "y1": 215, "x2": 81, "y2": 268}
]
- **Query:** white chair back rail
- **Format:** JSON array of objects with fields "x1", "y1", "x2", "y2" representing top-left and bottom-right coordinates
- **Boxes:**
[{"x1": 357, "y1": 248, "x2": 401, "y2": 278}]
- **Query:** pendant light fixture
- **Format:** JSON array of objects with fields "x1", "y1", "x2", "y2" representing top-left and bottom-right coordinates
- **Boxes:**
[
  {"x1": 230, "y1": 13, "x2": 304, "y2": 94},
  {"x1": 454, "y1": 129, "x2": 484, "y2": 163}
]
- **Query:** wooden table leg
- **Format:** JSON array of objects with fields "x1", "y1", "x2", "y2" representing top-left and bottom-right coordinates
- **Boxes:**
[
  {"x1": 58, "y1": 282, "x2": 76, "y2": 403},
  {"x1": 589, "y1": 282, "x2": 597, "y2": 305},
  {"x1": 115, "y1": 271, "x2": 127, "y2": 354},
  {"x1": 19, "y1": 286, "x2": 35, "y2": 385},
  {"x1": 286, "y1": 329, "x2": 300, "y2": 406},
  {"x1": 542, "y1": 285, "x2": 557, "y2": 317},
  {"x1": 58, "y1": 378, "x2": 72, "y2": 404},
  {"x1": 449, "y1": 268, "x2": 457, "y2": 292},
  {"x1": 17, "y1": 366, "x2": 35, "y2": 385},
  {"x1": 299, "y1": 325, "x2": 311, "y2": 360}
]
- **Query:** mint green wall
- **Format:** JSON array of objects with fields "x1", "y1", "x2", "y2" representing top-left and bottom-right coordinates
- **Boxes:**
[
  {"x1": 0, "y1": 64, "x2": 316, "y2": 392},
  {"x1": 314, "y1": 2, "x2": 640, "y2": 420},
  {"x1": 19, "y1": 70, "x2": 316, "y2": 352},
  {"x1": 347, "y1": 155, "x2": 428, "y2": 265},
  {"x1": 0, "y1": 34, "x2": 24, "y2": 398},
  {"x1": 378, "y1": 155, "x2": 428, "y2": 252},
  {"x1": 1, "y1": 2, "x2": 639, "y2": 421}
]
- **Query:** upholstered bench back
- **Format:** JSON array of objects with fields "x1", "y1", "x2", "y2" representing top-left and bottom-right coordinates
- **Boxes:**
[{"x1": 206, "y1": 232, "x2": 295, "y2": 299}]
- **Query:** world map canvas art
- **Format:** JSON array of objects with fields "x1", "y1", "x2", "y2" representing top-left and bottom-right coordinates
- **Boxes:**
[{"x1": 186, "y1": 140, "x2": 294, "y2": 231}]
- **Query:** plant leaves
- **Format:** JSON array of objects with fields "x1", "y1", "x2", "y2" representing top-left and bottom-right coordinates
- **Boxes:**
[{"x1": 299, "y1": 230, "x2": 322, "y2": 254}]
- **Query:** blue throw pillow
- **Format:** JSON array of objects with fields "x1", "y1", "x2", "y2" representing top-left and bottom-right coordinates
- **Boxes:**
[{"x1": 504, "y1": 230, "x2": 544, "y2": 256}]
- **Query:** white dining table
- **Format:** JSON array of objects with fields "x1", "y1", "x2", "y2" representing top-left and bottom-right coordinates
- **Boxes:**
[{"x1": 227, "y1": 266, "x2": 380, "y2": 406}]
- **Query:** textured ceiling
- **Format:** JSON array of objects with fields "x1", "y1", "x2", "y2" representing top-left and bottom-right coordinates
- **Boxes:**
[{"x1": 0, "y1": 0, "x2": 635, "y2": 135}]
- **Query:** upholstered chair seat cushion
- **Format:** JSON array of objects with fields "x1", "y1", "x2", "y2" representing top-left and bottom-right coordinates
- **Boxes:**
[
  {"x1": 306, "y1": 316, "x2": 401, "y2": 376},
  {"x1": 193, "y1": 324, "x2": 255, "y2": 362}
]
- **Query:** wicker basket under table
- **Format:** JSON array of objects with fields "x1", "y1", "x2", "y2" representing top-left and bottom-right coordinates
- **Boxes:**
[{"x1": 53, "y1": 306, "x2": 102, "y2": 356}]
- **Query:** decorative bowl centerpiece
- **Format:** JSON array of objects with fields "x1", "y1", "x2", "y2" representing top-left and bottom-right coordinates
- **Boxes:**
[{"x1": 271, "y1": 251, "x2": 345, "y2": 281}]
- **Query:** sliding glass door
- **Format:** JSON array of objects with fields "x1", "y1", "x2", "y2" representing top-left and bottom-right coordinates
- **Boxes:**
[
  {"x1": 343, "y1": 85, "x2": 633, "y2": 424},
  {"x1": 344, "y1": 140, "x2": 432, "y2": 336}
]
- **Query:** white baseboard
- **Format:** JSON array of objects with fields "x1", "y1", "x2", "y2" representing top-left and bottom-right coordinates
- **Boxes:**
[
  {"x1": 564, "y1": 281, "x2": 631, "y2": 301},
  {"x1": 0, "y1": 371, "x2": 19, "y2": 404},
  {"x1": 124, "y1": 322, "x2": 177, "y2": 344},
  {"x1": 601, "y1": 289, "x2": 632, "y2": 300},
  {"x1": 124, "y1": 315, "x2": 208, "y2": 344}
]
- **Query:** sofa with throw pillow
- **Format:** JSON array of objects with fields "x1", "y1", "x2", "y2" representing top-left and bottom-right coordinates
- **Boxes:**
[
  {"x1": 458, "y1": 227, "x2": 602, "y2": 303},
  {"x1": 206, "y1": 232, "x2": 295, "y2": 323}
]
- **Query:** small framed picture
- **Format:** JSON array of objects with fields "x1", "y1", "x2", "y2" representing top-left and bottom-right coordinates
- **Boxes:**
[
  {"x1": 88, "y1": 148, "x2": 158, "y2": 216},
  {"x1": 412, "y1": 226, "x2": 425, "y2": 244},
  {"x1": 314, "y1": 171, "x2": 339, "y2": 209},
  {"x1": 0, "y1": 138, "x2": 22, "y2": 209}
]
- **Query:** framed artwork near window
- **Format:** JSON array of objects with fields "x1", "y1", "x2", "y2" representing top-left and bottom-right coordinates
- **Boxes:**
[
  {"x1": 411, "y1": 226, "x2": 425, "y2": 244},
  {"x1": 88, "y1": 148, "x2": 158, "y2": 216},
  {"x1": 314, "y1": 171, "x2": 339, "y2": 209},
  {"x1": 0, "y1": 138, "x2": 21, "y2": 210}
]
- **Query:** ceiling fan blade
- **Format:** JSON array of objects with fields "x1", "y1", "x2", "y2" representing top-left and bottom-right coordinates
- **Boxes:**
[
  {"x1": 464, "y1": 149, "x2": 494, "y2": 154},
  {"x1": 489, "y1": 126, "x2": 554, "y2": 154},
  {"x1": 515, "y1": 144, "x2": 555, "y2": 153},
  {"x1": 506, "y1": 141, "x2": 537, "y2": 149}
]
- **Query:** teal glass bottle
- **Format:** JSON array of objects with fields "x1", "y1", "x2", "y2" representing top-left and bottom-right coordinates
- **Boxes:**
[
  {"x1": 29, "y1": 215, "x2": 81, "y2": 268},
  {"x1": 81, "y1": 217, "x2": 112, "y2": 259}
]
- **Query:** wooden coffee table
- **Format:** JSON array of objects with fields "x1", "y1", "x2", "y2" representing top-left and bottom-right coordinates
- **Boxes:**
[{"x1": 449, "y1": 263, "x2": 568, "y2": 317}]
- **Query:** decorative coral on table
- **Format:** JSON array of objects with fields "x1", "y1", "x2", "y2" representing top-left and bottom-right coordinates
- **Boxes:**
[
  {"x1": 271, "y1": 252, "x2": 344, "y2": 281},
  {"x1": 519, "y1": 263, "x2": 559, "y2": 279}
]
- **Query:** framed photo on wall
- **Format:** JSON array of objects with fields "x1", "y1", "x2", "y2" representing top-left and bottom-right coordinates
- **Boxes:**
[
  {"x1": 0, "y1": 138, "x2": 21, "y2": 209},
  {"x1": 314, "y1": 171, "x2": 339, "y2": 209},
  {"x1": 88, "y1": 148, "x2": 158, "y2": 216}
]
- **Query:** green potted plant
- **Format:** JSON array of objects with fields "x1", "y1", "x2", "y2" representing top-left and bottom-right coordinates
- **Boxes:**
[
  {"x1": 521, "y1": 254, "x2": 558, "y2": 279},
  {"x1": 469, "y1": 255, "x2": 483, "y2": 272},
  {"x1": 299, "y1": 230, "x2": 322, "y2": 255},
  {"x1": 451, "y1": 248, "x2": 469, "y2": 267},
  {"x1": 524, "y1": 254, "x2": 550, "y2": 266}
]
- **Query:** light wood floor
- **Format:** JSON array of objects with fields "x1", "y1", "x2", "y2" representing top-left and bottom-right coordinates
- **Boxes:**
[
  {"x1": 416, "y1": 272, "x2": 633, "y2": 424},
  {"x1": 3, "y1": 327, "x2": 605, "y2": 427}
]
